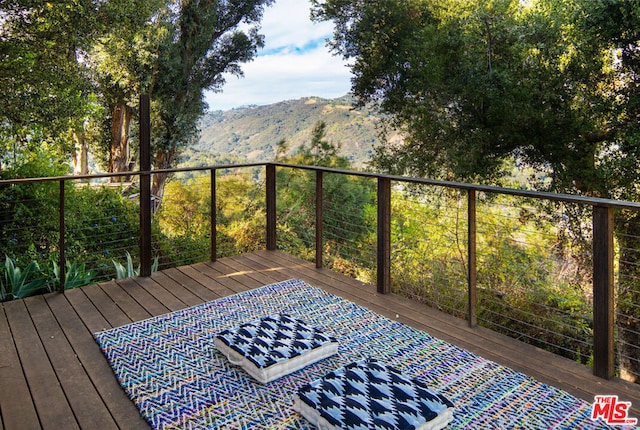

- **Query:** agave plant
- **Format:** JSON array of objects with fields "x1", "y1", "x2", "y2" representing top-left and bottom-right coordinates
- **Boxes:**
[
  {"x1": 0, "y1": 257, "x2": 49, "y2": 301},
  {"x1": 51, "y1": 259, "x2": 96, "y2": 290},
  {"x1": 113, "y1": 252, "x2": 159, "y2": 280}
]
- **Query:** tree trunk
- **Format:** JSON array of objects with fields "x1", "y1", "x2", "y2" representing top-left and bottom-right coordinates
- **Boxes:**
[
  {"x1": 151, "y1": 148, "x2": 178, "y2": 210},
  {"x1": 72, "y1": 132, "x2": 89, "y2": 176},
  {"x1": 615, "y1": 211, "x2": 640, "y2": 383},
  {"x1": 109, "y1": 103, "x2": 133, "y2": 182}
]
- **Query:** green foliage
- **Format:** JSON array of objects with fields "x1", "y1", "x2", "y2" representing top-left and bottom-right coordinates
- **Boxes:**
[
  {"x1": 214, "y1": 173, "x2": 266, "y2": 256},
  {"x1": 312, "y1": 0, "x2": 631, "y2": 194},
  {"x1": 0, "y1": 159, "x2": 70, "y2": 269},
  {"x1": 51, "y1": 259, "x2": 95, "y2": 291},
  {"x1": 63, "y1": 185, "x2": 140, "y2": 280},
  {"x1": 140, "y1": 0, "x2": 275, "y2": 198},
  {"x1": 0, "y1": 0, "x2": 107, "y2": 165},
  {"x1": 154, "y1": 175, "x2": 213, "y2": 264},
  {"x1": 388, "y1": 189, "x2": 593, "y2": 363},
  {"x1": 113, "y1": 252, "x2": 159, "y2": 279},
  {"x1": 154, "y1": 172, "x2": 266, "y2": 263},
  {"x1": 0, "y1": 255, "x2": 99, "y2": 301},
  {"x1": 297, "y1": 121, "x2": 343, "y2": 166},
  {"x1": 0, "y1": 160, "x2": 604, "y2": 367},
  {"x1": 1, "y1": 0, "x2": 279, "y2": 200},
  {"x1": 0, "y1": 257, "x2": 49, "y2": 301},
  {"x1": 156, "y1": 177, "x2": 211, "y2": 239},
  {"x1": 275, "y1": 124, "x2": 376, "y2": 269},
  {"x1": 314, "y1": 0, "x2": 640, "y2": 374},
  {"x1": 390, "y1": 188, "x2": 471, "y2": 316},
  {"x1": 473, "y1": 198, "x2": 593, "y2": 362},
  {"x1": 0, "y1": 156, "x2": 142, "y2": 283}
]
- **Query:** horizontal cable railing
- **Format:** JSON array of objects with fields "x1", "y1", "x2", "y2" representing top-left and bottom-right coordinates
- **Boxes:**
[
  {"x1": 615, "y1": 209, "x2": 640, "y2": 382},
  {"x1": 0, "y1": 162, "x2": 639, "y2": 382},
  {"x1": 153, "y1": 170, "x2": 212, "y2": 270},
  {"x1": 65, "y1": 180, "x2": 140, "y2": 283},
  {"x1": 390, "y1": 185, "x2": 468, "y2": 318},
  {"x1": 321, "y1": 171, "x2": 377, "y2": 281},
  {"x1": 475, "y1": 195, "x2": 594, "y2": 366}
]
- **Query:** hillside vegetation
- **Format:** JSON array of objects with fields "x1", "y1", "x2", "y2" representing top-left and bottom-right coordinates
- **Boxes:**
[{"x1": 190, "y1": 95, "x2": 400, "y2": 167}]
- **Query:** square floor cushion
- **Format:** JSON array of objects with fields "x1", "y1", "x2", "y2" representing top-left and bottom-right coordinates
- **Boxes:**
[
  {"x1": 294, "y1": 358, "x2": 454, "y2": 430},
  {"x1": 215, "y1": 313, "x2": 338, "y2": 384}
]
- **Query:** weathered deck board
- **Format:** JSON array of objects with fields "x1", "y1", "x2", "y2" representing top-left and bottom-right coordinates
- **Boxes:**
[
  {"x1": 147, "y1": 270, "x2": 202, "y2": 308},
  {"x1": 3, "y1": 299, "x2": 79, "y2": 430},
  {"x1": 0, "y1": 304, "x2": 40, "y2": 430},
  {"x1": 30, "y1": 294, "x2": 118, "y2": 429},
  {"x1": 0, "y1": 250, "x2": 638, "y2": 429},
  {"x1": 44, "y1": 292, "x2": 145, "y2": 429}
]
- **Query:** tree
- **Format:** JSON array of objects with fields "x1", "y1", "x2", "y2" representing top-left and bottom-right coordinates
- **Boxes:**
[
  {"x1": 0, "y1": 0, "x2": 100, "y2": 169},
  {"x1": 87, "y1": 0, "x2": 274, "y2": 193},
  {"x1": 313, "y1": 0, "x2": 640, "y2": 380},
  {"x1": 577, "y1": 0, "x2": 640, "y2": 382},
  {"x1": 0, "y1": 0, "x2": 163, "y2": 175},
  {"x1": 87, "y1": 0, "x2": 167, "y2": 178},
  {"x1": 142, "y1": 0, "x2": 274, "y2": 200},
  {"x1": 296, "y1": 121, "x2": 344, "y2": 167},
  {"x1": 96, "y1": 0, "x2": 275, "y2": 260},
  {"x1": 276, "y1": 121, "x2": 375, "y2": 268},
  {"x1": 313, "y1": 0, "x2": 611, "y2": 189}
]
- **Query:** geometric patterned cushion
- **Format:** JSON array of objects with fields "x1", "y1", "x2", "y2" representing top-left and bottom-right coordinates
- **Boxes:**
[
  {"x1": 294, "y1": 358, "x2": 454, "y2": 430},
  {"x1": 215, "y1": 313, "x2": 338, "y2": 384}
]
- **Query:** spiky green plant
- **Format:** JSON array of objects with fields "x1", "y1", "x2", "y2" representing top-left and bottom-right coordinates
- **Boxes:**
[
  {"x1": 51, "y1": 260, "x2": 96, "y2": 290},
  {"x1": 0, "y1": 257, "x2": 49, "y2": 301},
  {"x1": 113, "y1": 252, "x2": 158, "y2": 279}
]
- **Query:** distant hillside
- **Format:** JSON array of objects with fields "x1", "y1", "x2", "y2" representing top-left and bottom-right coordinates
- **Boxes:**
[{"x1": 188, "y1": 95, "x2": 399, "y2": 168}]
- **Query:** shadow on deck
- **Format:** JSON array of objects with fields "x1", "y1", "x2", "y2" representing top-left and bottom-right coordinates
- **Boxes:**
[{"x1": 1, "y1": 250, "x2": 638, "y2": 429}]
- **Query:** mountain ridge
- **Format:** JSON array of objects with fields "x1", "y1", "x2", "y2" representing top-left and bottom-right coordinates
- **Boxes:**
[{"x1": 188, "y1": 95, "x2": 398, "y2": 168}]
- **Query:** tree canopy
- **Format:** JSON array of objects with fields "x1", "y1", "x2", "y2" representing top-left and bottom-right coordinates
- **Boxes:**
[
  {"x1": 1, "y1": 0, "x2": 274, "y2": 187},
  {"x1": 312, "y1": 0, "x2": 640, "y2": 198},
  {"x1": 145, "y1": 0, "x2": 274, "y2": 197},
  {"x1": 0, "y1": 0, "x2": 102, "y2": 167}
]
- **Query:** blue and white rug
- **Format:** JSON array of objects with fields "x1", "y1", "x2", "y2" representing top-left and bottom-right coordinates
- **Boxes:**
[{"x1": 94, "y1": 279, "x2": 628, "y2": 429}]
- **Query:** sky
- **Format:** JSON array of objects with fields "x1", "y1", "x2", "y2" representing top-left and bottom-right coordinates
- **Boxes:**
[{"x1": 204, "y1": 0, "x2": 352, "y2": 111}]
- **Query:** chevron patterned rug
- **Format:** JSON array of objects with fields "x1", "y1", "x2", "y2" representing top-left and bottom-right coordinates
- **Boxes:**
[{"x1": 94, "y1": 279, "x2": 617, "y2": 429}]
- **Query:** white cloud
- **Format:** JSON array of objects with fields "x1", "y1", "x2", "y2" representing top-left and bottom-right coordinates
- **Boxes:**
[
  {"x1": 204, "y1": 0, "x2": 351, "y2": 111},
  {"x1": 259, "y1": 0, "x2": 333, "y2": 48}
]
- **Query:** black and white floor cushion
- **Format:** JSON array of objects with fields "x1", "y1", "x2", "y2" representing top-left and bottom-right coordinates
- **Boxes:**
[
  {"x1": 294, "y1": 358, "x2": 454, "y2": 430},
  {"x1": 215, "y1": 313, "x2": 338, "y2": 384}
]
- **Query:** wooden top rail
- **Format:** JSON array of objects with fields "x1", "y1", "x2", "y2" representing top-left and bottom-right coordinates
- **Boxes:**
[
  {"x1": 268, "y1": 162, "x2": 640, "y2": 210},
  {"x1": 3, "y1": 161, "x2": 639, "y2": 211},
  {"x1": 0, "y1": 163, "x2": 265, "y2": 185}
]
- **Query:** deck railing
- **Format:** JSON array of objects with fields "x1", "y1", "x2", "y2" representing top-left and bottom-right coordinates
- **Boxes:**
[{"x1": 1, "y1": 162, "x2": 639, "y2": 382}]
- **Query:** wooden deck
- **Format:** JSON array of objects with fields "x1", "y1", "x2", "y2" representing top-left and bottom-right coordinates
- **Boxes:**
[{"x1": 1, "y1": 250, "x2": 638, "y2": 429}]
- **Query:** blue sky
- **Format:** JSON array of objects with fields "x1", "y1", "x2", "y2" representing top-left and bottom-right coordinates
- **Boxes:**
[{"x1": 204, "y1": 0, "x2": 352, "y2": 111}]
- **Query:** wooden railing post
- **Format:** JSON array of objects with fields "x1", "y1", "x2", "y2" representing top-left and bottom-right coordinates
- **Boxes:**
[
  {"x1": 467, "y1": 189, "x2": 477, "y2": 327},
  {"x1": 592, "y1": 205, "x2": 614, "y2": 379},
  {"x1": 316, "y1": 170, "x2": 323, "y2": 268},
  {"x1": 377, "y1": 177, "x2": 391, "y2": 294},
  {"x1": 139, "y1": 94, "x2": 152, "y2": 277},
  {"x1": 211, "y1": 168, "x2": 217, "y2": 262},
  {"x1": 266, "y1": 164, "x2": 277, "y2": 250},
  {"x1": 58, "y1": 179, "x2": 65, "y2": 293}
]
